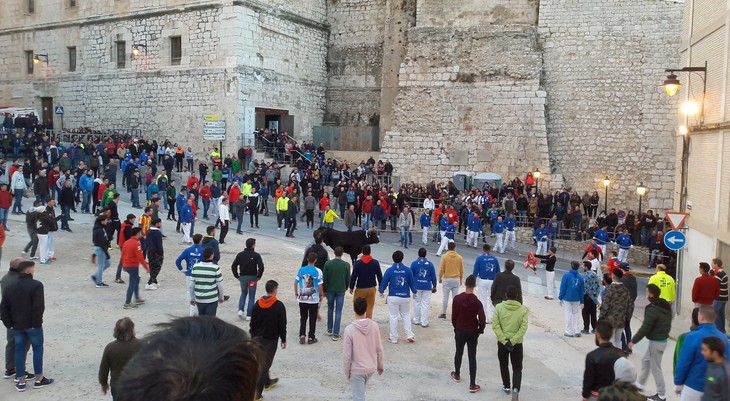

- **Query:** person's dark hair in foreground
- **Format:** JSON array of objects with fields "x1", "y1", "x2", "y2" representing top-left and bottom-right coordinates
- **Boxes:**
[{"x1": 116, "y1": 316, "x2": 262, "y2": 401}]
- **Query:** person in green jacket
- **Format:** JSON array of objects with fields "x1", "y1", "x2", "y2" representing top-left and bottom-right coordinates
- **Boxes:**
[
  {"x1": 211, "y1": 166, "x2": 223, "y2": 185},
  {"x1": 166, "y1": 181, "x2": 177, "y2": 220},
  {"x1": 492, "y1": 285, "x2": 528, "y2": 401},
  {"x1": 323, "y1": 247, "x2": 351, "y2": 340},
  {"x1": 673, "y1": 307, "x2": 700, "y2": 376},
  {"x1": 101, "y1": 183, "x2": 119, "y2": 208},
  {"x1": 628, "y1": 284, "x2": 672, "y2": 401}
]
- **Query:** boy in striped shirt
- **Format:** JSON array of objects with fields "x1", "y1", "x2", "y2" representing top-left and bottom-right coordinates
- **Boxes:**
[{"x1": 189, "y1": 247, "x2": 226, "y2": 317}]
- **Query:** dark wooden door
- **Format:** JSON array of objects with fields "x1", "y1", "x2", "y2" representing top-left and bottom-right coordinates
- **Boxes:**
[
  {"x1": 41, "y1": 97, "x2": 53, "y2": 129},
  {"x1": 281, "y1": 115, "x2": 294, "y2": 136}
]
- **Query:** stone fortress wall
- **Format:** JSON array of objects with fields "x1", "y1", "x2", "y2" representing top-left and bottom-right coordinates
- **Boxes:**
[
  {"x1": 0, "y1": 0, "x2": 681, "y2": 211},
  {"x1": 377, "y1": 0, "x2": 681, "y2": 212}
]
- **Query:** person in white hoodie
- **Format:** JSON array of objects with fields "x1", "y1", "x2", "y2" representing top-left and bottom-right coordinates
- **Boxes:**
[{"x1": 343, "y1": 297, "x2": 384, "y2": 401}]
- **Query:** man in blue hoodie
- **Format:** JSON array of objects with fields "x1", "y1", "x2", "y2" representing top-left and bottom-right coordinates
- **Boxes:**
[
  {"x1": 79, "y1": 170, "x2": 94, "y2": 214},
  {"x1": 379, "y1": 251, "x2": 416, "y2": 344},
  {"x1": 493, "y1": 216, "x2": 506, "y2": 254},
  {"x1": 175, "y1": 234, "x2": 204, "y2": 316},
  {"x1": 613, "y1": 228, "x2": 633, "y2": 264},
  {"x1": 410, "y1": 248, "x2": 437, "y2": 328},
  {"x1": 179, "y1": 197, "x2": 194, "y2": 244},
  {"x1": 593, "y1": 224, "x2": 609, "y2": 257},
  {"x1": 674, "y1": 306, "x2": 730, "y2": 401},
  {"x1": 175, "y1": 187, "x2": 188, "y2": 233},
  {"x1": 559, "y1": 261, "x2": 585, "y2": 338},
  {"x1": 504, "y1": 213, "x2": 517, "y2": 251},
  {"x1": 533, "y1": 223, "x2": 548, "y2": 256},
  {"x1": 473, "y1": 244, "x2": 500, "y2": 324},
  {"x1": 466, "y1": 211, "x2": 482, "y2": 249},
  {"x1": 420, "y1": 210, "x2": 431, "y2": 246},
  {"x1": 436, "y1": 220, "x2": 456, "y2": 257}
]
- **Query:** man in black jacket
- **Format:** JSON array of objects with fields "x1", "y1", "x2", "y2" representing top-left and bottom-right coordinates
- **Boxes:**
[
  {"x1": 582, "y1": 320, "x2": 623, "y2": 400},
  {"x1": 0, "y1": 259, "x2": 54, "y2": 391},
  {"x1": 490, "y1": 260, "x2": 523, "y2": 306},
  {"x1": 231, "y1": 238, "x2": 265, "y2": 320},
  {"x1": 2, "y1": 258, "x2": 31, "y2": 379},
  {"x1": 145, "y1": 219, "x2": 164, "y2": 290},
  {"x1": 249, "y1": 279, "x2": 286, "y2": 400}
]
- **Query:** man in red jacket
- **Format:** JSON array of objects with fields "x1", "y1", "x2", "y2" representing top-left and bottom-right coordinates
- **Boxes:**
[
  {"x1": 121, "y1": 228, "x2": 150, "y2": 309},
  {"x1": 451, "y1": 274, "x2": 486, "y2": 393},
  {"x1": 692, "y1": 262, "x2": 720, "y2": 306}
]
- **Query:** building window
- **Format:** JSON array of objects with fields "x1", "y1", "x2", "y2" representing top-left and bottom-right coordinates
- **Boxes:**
[
  {"x1": 68, "y1": 47, "x2": 77, "y2": 72},
  {"x1": 69, "y1": 0, "x2": 77, "y2": 7},
  {"x1": 116, "y1": 41, "x2": 126, "y2": 69},
  {"x1": 25, "y1": 51, "x2": 34, "y2": 74},
  {"x1": 170, "y1": 36, "x2": 182, "y2": 66},
  {"x1": 28, "y1": 0, "x2": 34, "y2": 13}
]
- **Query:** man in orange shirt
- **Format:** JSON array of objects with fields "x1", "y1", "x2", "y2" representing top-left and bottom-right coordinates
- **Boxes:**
[{"x1": 121, "y1": 227, "x2": 150, "y2": 309}]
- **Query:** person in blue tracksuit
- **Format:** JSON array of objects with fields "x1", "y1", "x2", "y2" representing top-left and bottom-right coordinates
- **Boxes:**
[
  {"x1": 175, "y1": 233, "x2": 204, "y2": 316},
  {"x1": 593, "y1": 224, "x2": 609, "y2": 256},
  {"x1": 410, "y1": 248, "x2": 437, "y2": 327},
  {"x1": 379, "y1": 251, "x2": 417, "y2": 343},
  {"x1": 559, "y1": 261, "x2": 585, "y2": 337},
  {"x1": 466, "y1": 211, "x2": 482, "y2": 248},
  {"x1": 504, "y1": 213, "x2": 517, "y2": 250},
  {"x1": 674, "y1": 306, "x2": 730, "y2": 398},
  {"x1": 175, "y1": 187, "x2": 188, "y2": 232},
  {"x1": 473, "y1": 244, "x2": 500, "y2": 323},
  {"x1": 613, "y1": 228, "x2": 633, "y2": 264},
  {"x1": 437, "y1": 221, "x2": 456, "y2": 257},
  {"x1": 420, "y1": 210, "x2": 431, "y2": 246},
  {"x1": 533, "y1": 223, "x2": 548, "y2": 256},
  {"x1": 493, "y1": 216, "x2": 506, "y2": 254}
]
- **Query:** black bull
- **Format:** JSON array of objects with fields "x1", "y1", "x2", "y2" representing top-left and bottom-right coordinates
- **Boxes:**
[{"x1": 313, "y1": 228, "x2": 380, "y2": 264}]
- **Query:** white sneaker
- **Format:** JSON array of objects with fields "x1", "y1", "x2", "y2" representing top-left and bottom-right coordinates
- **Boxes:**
[
  {"x1": 246, "y1": 315, "x2": 251, "y2": 321},
  {"x1": 238, "y1": 310, "x2": 244, "y2": 319},
  {"x1": 144, "y1": 284, "x2": 157, "y2": 291}
]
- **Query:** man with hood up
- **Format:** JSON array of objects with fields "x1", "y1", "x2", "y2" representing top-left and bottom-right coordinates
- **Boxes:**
[
  {"x1": 628, "y1": 284, "x2": 672, "y2": 401},
  {"x1": 249, "y1": 280, "x2": 287, "y2": 400},
  {"x1": 343, "y1": 297, "x2": 384, "y2": 401}
]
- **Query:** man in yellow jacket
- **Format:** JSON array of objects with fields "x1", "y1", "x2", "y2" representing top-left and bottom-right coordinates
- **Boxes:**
[
  {"x1": 648, "y1": 264, "x2": 676, "y2": 303},
  {"x1": 321, "y1": 204, "x2": 340, "y2": 229},
  {"x1": 438, "y1": 242, "x2": 464, "y2": 320},
  {"x1": 276, "y1": 194, "x2": 289, "y2": 231}
]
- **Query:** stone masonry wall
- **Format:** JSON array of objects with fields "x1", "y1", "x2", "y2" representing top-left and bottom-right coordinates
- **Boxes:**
[
  {"x1": 324, "y1": 0, "x2": 386, "y2": 127},
  {"x1": 380, "y1": 25, "x2": 552, "y2": 185},
  {"x1": 416, "y1": 0, "x2": 537, "y2": 27},
  {"x1": 0, "y1": 0, "x2": 328, "y2": 154},
  {"x1": 539, "y1": 0, "x2": 682, "y2": 211}
]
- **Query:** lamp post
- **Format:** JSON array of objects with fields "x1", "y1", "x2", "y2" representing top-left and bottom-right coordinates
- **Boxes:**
[
  {"x1": 661, "y1": 62, "x2": 708, "y2": 212},
  {"x1": 131, "y1": 44, "x2": 147, "y2": 58},
  {"x1": 33, "y1": 54, "x2": 48, "y2": 65},
  {"x1": 636, "y1": 182, "x2": 648, "y2": 216},
  {"x1": 534, "y1": 168, "x2": 541, "y2": 190},
  {"x1": 602, "y1": 176, "x2": 610, "y2": 213}
]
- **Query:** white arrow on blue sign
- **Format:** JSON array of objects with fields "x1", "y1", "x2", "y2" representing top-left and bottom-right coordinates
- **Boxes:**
[{"x1": 663, "y1": 230, "x2": 687, "y2": 251}]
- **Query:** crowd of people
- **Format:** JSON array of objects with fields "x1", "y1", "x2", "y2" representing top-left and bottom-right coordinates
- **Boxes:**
[{"x1": 0, "y1": 129, "x2": 726, "y2": 401}]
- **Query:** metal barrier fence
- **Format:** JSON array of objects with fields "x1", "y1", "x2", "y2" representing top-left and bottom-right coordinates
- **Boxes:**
[{"x1": 43, "y1": 128, "x2": 145, "y2": 145}]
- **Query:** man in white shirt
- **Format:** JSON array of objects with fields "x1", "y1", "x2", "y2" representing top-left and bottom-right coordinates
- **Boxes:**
[
  {"x1": 423, "y1": 194, "x2": 435, "y2": 212},
  {"x1": 218, "y1": 197, "x2": 230, "y2": 244}
]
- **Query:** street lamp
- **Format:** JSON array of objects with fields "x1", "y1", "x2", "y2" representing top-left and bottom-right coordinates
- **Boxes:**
[
  {"x1": 603, "y1": 176, "x2": 610, "y2": 213},
  {"x1": 534, "y1": 168, "x2": 541, "y2": 189},
  {"x1": 661, "y1": 62, "x2": 708, "y2": 212},
  {"x1": 131, "y1": 44, "x2": 147, "y2": 58},
  {"x1": 662, "y1": 73, "x2": 681, "y2": 96},
  {"x1": 33, "y1": 54, "x2": 48, "y2": 65},
  {"x1": 636, "y1": 182, "x2": 648, "y2": 216}
]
